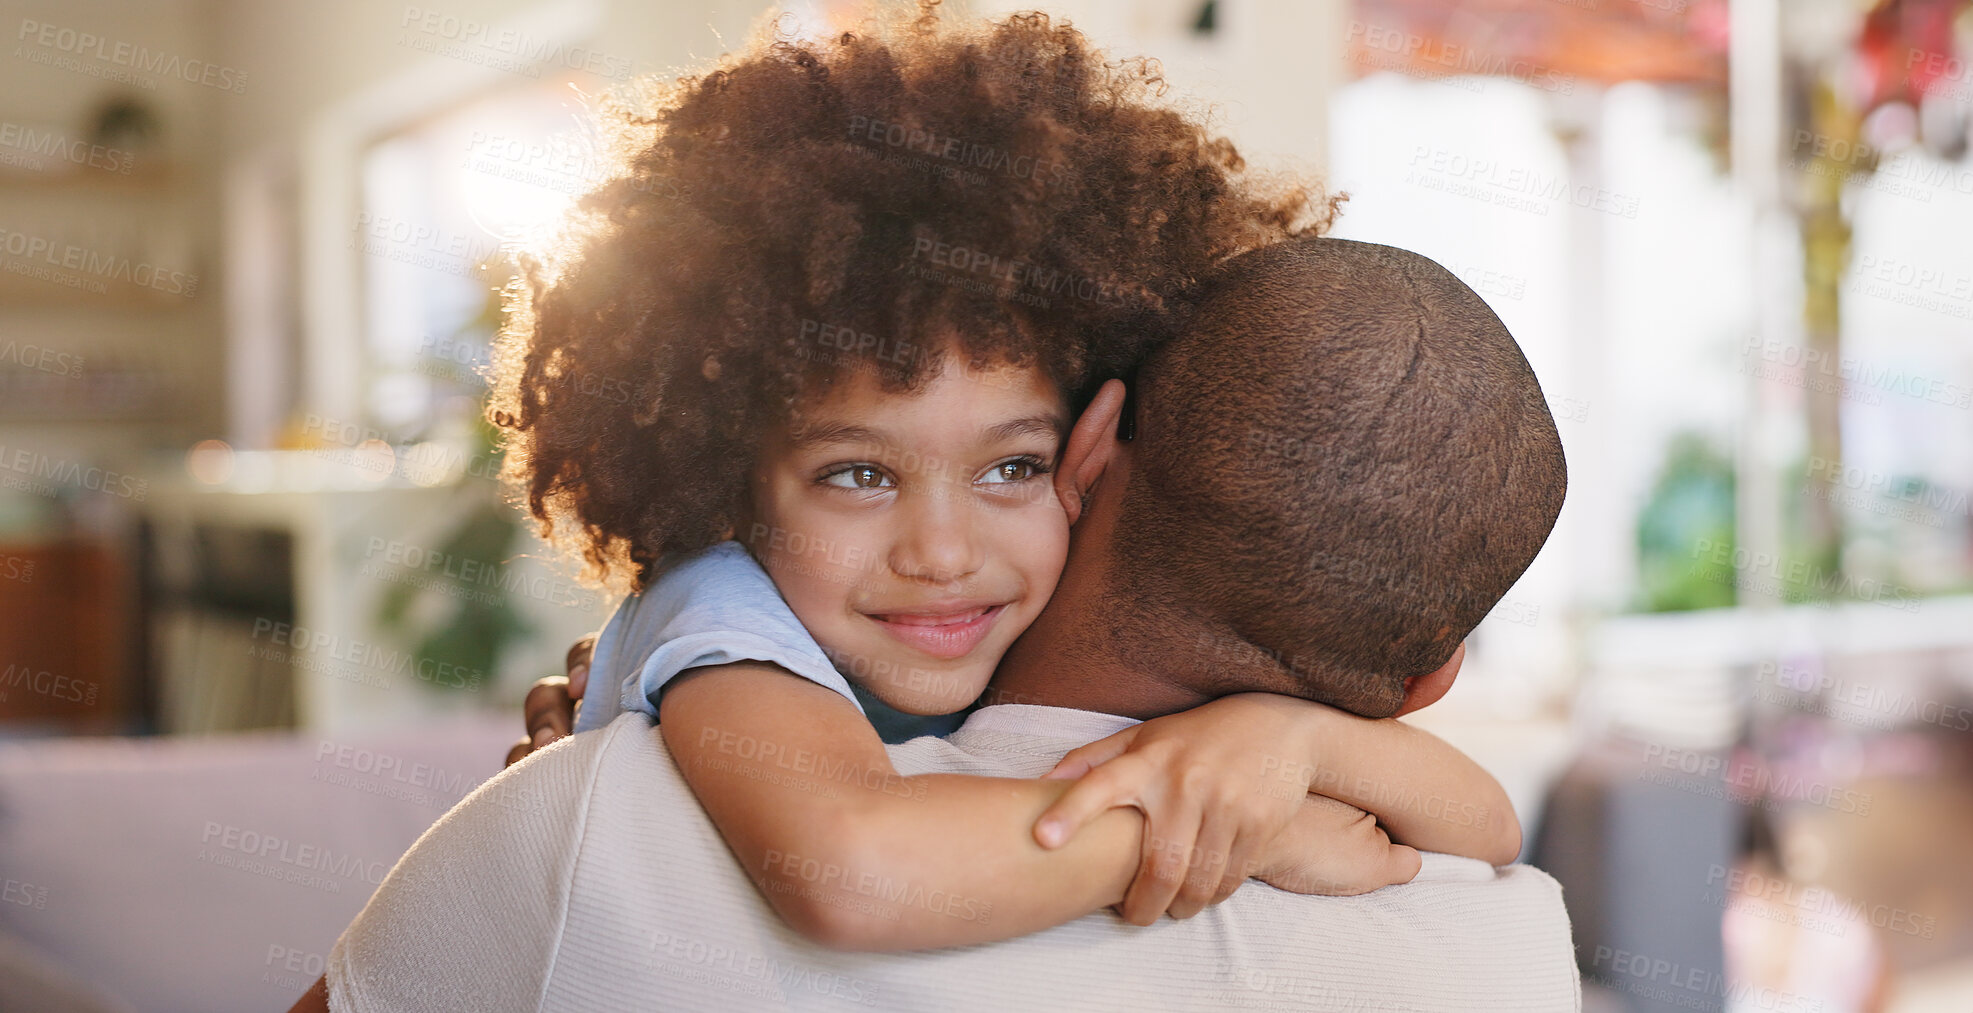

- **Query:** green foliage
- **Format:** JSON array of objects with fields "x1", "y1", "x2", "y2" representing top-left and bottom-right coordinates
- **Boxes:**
[{"x1": 1635, "y1": 432, "x2": 1737, "y2": 612}]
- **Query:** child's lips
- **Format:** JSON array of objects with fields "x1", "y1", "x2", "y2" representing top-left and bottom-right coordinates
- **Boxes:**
[{"x1": 862, "y1": 603, "x2": 1007, "y2": 660}]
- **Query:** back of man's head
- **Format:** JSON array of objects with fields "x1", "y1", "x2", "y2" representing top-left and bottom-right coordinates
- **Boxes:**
[{"x1": 1104, "y1": 237, "x2": 1567, "y2": 717}]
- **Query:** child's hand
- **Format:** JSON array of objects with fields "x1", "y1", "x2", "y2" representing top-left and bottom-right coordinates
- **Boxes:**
[
  {"x1": 1033, "y1": 693, "x2": 1328, "y2": 924},
  {"x1": 1250, "y1": 793, "x2": 1421, "y2": 896}
]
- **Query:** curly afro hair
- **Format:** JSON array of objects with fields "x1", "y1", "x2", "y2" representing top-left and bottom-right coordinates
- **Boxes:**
[{"x1": 489, "y1": 0, "x2": 1340, "y2": 590}]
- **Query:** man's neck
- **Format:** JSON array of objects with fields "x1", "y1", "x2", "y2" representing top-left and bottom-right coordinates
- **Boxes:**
[{"x1": 983, "y1": 555, "x2": 1211, "y2": 721}]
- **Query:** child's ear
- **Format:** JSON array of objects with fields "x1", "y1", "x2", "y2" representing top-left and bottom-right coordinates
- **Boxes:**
[{"x1": 1056, "y1": 379, "x2": 1127, "y2": 526}]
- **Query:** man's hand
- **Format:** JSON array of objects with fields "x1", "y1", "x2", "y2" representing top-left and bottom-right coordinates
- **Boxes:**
[{"x1": 505, "y1": 636, "x2": 593, "y2": 766}]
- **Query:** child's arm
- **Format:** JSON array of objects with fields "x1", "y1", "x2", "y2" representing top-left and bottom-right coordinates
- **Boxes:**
[
  {"x1": 1034, "y1": 692, "x2": 1521, "y2": 920},
  {"x1": 658, "y1": 662, "x2": 1418, "y2": 951}
]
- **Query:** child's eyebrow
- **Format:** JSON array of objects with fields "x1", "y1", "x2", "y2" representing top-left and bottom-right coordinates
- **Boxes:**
[
  {"x1": 788, "y1": 421, "x2": 889, "y2": 448},
  {"x1": 790, "y1": 415, "x2": 1064, "y2": 449},
  {"x1": 982, "y1": 415, "x2": 1067, "y2": 444}
]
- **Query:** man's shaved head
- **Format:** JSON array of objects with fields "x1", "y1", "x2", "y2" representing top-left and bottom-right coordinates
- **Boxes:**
[{"x1": 1101, "y1": 238, "x2": 1567, "y2": 717}]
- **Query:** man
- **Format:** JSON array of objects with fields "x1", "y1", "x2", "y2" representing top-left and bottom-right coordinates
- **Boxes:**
[{"x1": 303, "y1": 238, "x2": 1578, "y2": 1012}]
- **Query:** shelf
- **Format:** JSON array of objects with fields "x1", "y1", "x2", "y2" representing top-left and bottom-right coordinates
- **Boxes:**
[{"x1": 0, "y1": 163, "x2": 177, "y2": 195}]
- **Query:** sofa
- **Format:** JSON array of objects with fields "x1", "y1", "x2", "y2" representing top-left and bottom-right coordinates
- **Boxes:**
[{"x1": 0, "y1": 713, "x2": 515, "y2": 1013}]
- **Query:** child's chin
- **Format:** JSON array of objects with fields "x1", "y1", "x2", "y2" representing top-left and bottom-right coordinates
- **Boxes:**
[{"x1": 866, "y1": 667, "x2": 994, "y2": 716}]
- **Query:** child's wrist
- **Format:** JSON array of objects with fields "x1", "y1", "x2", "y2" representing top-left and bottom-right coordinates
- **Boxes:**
[{"x1": 1296, "y1": 706, "x2": 1366, "y2": 797}]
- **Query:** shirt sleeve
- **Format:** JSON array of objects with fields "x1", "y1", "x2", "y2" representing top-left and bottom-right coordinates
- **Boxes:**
[
  {"x1": 327, "y1": 724, "x2": 617, "y2": 1013},
  {"x1": 572, "y1": 542, "x2": 864, "y2": 736}
]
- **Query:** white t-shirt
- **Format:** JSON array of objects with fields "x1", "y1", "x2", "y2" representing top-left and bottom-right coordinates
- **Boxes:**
[{"x1": 329, "y1": 705, "x2": 1580, "y2": 1011}]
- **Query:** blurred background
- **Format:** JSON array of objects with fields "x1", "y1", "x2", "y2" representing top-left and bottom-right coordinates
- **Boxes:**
[{"x1": 1, "y1": 0, "x2": 1969, "y2": 1009}]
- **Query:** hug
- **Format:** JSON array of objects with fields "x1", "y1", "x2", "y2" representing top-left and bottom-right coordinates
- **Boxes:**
[{"x1": 307, "y1": 4, "x2": 1575, "y2": 1010}]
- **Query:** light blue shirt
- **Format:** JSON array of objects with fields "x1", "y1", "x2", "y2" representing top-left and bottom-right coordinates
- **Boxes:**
[{"x1": 574, "y1": 541, "x2": 967, "y2": 744}]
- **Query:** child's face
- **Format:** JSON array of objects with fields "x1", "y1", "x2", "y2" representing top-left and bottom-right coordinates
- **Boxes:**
[{"x1": 745, "y1": 358, "x2": 1071, "y2": 714}]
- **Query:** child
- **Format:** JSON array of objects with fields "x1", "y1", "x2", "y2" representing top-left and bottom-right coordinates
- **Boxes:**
[{"x1": 490, "y1": 3, "x2": 1519, "y2": 949}]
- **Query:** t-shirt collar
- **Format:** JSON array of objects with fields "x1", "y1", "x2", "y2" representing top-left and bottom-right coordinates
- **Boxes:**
[{"x1": 956, "y1": 703, "x2": 1143, "y2": 743}]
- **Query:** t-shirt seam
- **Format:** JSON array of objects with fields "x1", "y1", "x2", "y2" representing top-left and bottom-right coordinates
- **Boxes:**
[{"x1": 533, "y1": 718, "x2": 629, "y2": 1010}]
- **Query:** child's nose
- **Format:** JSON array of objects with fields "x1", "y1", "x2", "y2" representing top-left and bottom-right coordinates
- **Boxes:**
[{"x1": 888, "y1": 491, "x2": 985, "y2": 584}]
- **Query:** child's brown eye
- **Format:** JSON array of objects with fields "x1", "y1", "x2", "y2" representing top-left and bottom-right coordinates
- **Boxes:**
[
  {"x1": 822, "y1": 465, "x2": 892, "y2": 490},
  {"x1": 978, "y1": 457, "x2": 1045, "y2": 485}
]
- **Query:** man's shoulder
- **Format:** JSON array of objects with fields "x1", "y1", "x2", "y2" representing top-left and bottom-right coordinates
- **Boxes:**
[
  {"x1": 474, "y1": 711, "x2": 653, "y2": 813},
  {"x1": 327, "y1": 715, "x2": 656, "y2": 1012}
]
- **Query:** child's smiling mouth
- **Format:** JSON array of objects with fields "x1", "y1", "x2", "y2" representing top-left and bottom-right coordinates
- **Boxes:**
[{"x1": 861, "y1": 602, "x2": 1008, "y2": 660}]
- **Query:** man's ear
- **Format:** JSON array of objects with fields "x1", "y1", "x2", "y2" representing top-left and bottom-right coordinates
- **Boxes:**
[
  {"x1": 1392, "y1": 641, "x2": 1464, "y2": 717},
  {"x1": 1056, "y1": 379, "x2": 1127, "y2": 526}
]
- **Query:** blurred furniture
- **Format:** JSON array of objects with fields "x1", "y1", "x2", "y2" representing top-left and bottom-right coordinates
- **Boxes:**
[
  {"x1": 0, "y1": 539, "x2": 134, "y2": 733},
  {"x1": 140, "y1": 460, "x2": 453, "y2": 735},
  {"x1": 137, "y1": 451, "x2": 607, "y2": 735},
  {"x1": 1530, "y1": 736, "x2": 1740, "y2": 1013},
  {"x1": 138, "y1": 518, "x2": 298, "y2": 734},
  {"x1": 0, "y1": 711, "x2": 515, "y2": 1013}
]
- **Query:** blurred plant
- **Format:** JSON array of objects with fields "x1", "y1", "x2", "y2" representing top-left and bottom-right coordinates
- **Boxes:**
[
  {"x1": 1636, "y1": 432, "x2": 1738, "y2": 612},
  {"x1": 374, "y1": 416, "x2": 533, "y2": 694},
  {"x1": 374, "y1": 264, "x2": 531, "y2": 693}
]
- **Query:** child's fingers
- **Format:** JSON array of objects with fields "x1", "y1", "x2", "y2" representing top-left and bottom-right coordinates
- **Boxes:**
[
  {"x1": 1121, "y1": 801, "x2": 1202, "y2": 925},
  {"x1": 1167, "y1": 820, "x2": 1237, "y2": 919},
  {"x1": 1321, "y1": 840, "x2": 1421, "y2": 897},
  {"x1": 1041, "y1": 726, "x2": 1139, "y2": 781},
  {"x1": 1385, "y1": 843, "x2": 1423, "y2": 887},
  {"x1": 1211, "y1": 840, "x2": 1257, "y2": 905},
  {"x1": 1033, "y1": 751, "x2": 1152, "y2": 849},
  {"x1": 564, "y1": 636, "x2": 596, "y2": 700}
]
